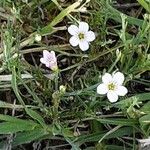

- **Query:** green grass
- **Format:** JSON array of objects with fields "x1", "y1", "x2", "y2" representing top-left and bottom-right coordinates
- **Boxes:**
[{"x1": 0, "y1": 0, "x2": 150, "y2": 149}]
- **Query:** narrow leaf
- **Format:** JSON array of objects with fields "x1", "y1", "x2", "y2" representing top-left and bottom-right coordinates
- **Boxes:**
[
  {"x1": 25, "y1": 108, "x2": 46, "y2": 127},
  {"x1": 40, "y1": 1, "x2": 80, "y2": 35},
  {"x1": 97, "y1": 118, "x2": 138, "y2": 126},
  {"x1": 0, "y1": 122, "x2": 37, "y2": 134},
  {"x1": 75, "y1": 127, "x2": 134, "y2": 145},
  {"x1": 0, "y1": 114, "x2": 37, "y2": 125},
  {"x1": 13, "y1": 127, "x2": 50, "y2": 146}
]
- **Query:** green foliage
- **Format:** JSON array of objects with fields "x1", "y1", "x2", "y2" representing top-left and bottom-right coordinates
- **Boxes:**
[
  {"x1": 0, "y1": 0, "x2": 150, "y2": 149},
  {"x1": 12, "y1": 127, "x2": 50, "y2": 146},
  {"x1": 137, "y1": 0, "x2": 150, "y2": 13}
]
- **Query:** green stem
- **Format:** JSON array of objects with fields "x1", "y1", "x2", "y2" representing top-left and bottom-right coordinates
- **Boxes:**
[{"x1": 137, "y1": 0, "x2": 150, "y2": 13}]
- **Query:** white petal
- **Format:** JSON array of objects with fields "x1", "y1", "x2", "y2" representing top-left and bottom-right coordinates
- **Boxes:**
[
  {"x1": 68, "y1": 25, "x2": 79, "y2": 35},
  {"x1": 43, "y1": 50, "x2": 56, "y2": 63},
  {"x1": 86, "y1": 31, "x2": 96, "y2": 42},
  {"x1": 50, "y1": 51, "x2": 55, "y2": 57},
  {"x1": 107, "y1": 91, "x2": 118, "y2": 103},
  {"x1": 40, "y1": 58, "x2": 46, "y2": 64},
  {"x1": 102, "y1": 73, "x2": 112, "y2": 84},
  {"x1": 79, "y1": 22, "x2": 89, "y2": 32},
  {"x1": 113, "y1": 72, "x2": 125, "y2": 85},
  {"x1": 79, "y1": 41, "x2": 89, "y2": 51},
  {"x1": 45, "y1": 62, "x2": 50, "y2": 68},
  {"x1": 69, "y1": 36, "x2": 79, "y2": 47},
  {"x1": 116, "y1": 86, "x2": 128, "y2": 96},
  {"x1": 40, "y1": 58, "x2": 50, "y2": 68},
  {"x1": 50, "y1": 51, "x2": 57, "y2": 61},
  {"x1": 43, "y1": 50, "x2": 51, "y2": 59},
  {"x1": 97, "y1": 84, "x2": 108, "y2": 94}
]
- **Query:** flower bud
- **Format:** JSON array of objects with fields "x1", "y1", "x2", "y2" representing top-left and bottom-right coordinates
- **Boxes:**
[
  {"x1": 59, "y1": 85, "x2": 66, "y2": 94},
  {"x1": 35, "y1": 34, "x2": 42, "y2": 42}
]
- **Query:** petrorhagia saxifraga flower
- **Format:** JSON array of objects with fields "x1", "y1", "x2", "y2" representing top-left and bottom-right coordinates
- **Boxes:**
[
  {"x1": 40, "y1": 50, "x2": 58, "y2": 71},
  {"x1": 68, "y1": 22, "x2": 95, "y2": 51},
  {"x1": 97, "y1": 72, "x2": 128, "y2": 103}
]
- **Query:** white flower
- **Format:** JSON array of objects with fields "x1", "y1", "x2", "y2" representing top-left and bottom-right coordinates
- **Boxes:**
[
  {"x1": 97, "y1": 72, "x2": 128, "y2": 103},
  {"x1": 40, "y1": 50, "x2": 58, "y2": 71},
  {"x1": 68, "y1": 21, "x2": 95, "y2": 51}
]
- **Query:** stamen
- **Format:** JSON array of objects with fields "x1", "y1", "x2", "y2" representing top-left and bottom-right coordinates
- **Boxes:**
[
  {"x1": 108, "y1": 83, "x2": 116, "y2": 90},
  {"x1": 78, "y1": 33, "x2": 85, "y2": 40}
]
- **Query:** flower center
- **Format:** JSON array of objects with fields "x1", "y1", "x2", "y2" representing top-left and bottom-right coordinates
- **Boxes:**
[
  {"x1": 78, "y1": 33, "x2": 85, "y2": 40},
  {"x1": 108, "y1": 83, "x2": 116, "y2": 91}
]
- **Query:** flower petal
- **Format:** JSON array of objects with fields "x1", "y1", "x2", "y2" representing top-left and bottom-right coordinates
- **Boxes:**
[
  {"x1": 102, "y1": 73, "x2": 112, "y2": 84},
  {"x1": 43, "y1": 50, "x2": 55, "y2": 64},
  {"x1": 68, "y1": 25, "x2": 79, "y2": 35},
  {"x1": 113, "y1": 72, "x2": 125, "y2": 85},
  {"x1": 97, "y1": 84, "x2": 108, "y2": 95},
  {"x1": 50, "y1": 51, "x2": 55, "y2": 57},
  {"x1": 40, "y1": 58, "x2": 46, "y2": 64},
  {"x1": 79, "y1": 41, "x2": 89, "y2": 51},
  {"x1": 40, "y1": 50, "x2": 58, "y2": 70},
  {"x1": 79, "y1": 22, "x2": 89, "y2": 32},
  {"x1": 43, "y1": 50, "x2": 51, "y2": 59},
  {"x1": 45, "y1": 62, "x2": 50, "y2": 68},
  {"x1": 69, "y1": 36, "x2": 79, "y2": 47},
  {"x1": 107, "y1": 91, "x2": 118, "y2": 103},
  {"x1": 50, "y1": 51, "x2": 57, "y2": 61},
  {"x1": 86, "y1": 31, "x2": 96, "y2": 42},
  {"x1": 116, "y1": 86, "x2": 128, "y2": 96}
]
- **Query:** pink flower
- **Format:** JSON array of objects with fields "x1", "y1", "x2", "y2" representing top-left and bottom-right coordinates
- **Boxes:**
[{"x1": 40, "y1": 50, "x2": 58, "y2": 71}]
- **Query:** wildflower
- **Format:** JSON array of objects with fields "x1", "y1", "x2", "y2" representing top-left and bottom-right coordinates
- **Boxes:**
[
  {"x1": 40, "y1": 50, "x2": 58, "y2": 71},
  {"x1": 97, "y1": 72, "x2": 128, "y2": 103},
  {"x1": 68, "y1": 21, "x2": 95, "y2": 51}
]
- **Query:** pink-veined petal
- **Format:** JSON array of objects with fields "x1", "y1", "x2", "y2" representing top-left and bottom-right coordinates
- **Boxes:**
[
  {"x1": 43, "y1": 50, "x2": 57, "y2": 62},
  {"x1": 79, "y1": 22, "x2": 89, "y2": 32},
  {"x1": 107, "y1": 91, "x2": 118, "y2": 103},
  {"x1": 68, "y1": 25, "x2": 79, "y2": 35},
  {"x1": 42, "y1": 50, "x2": 54, "y2": 63},
  {"x1": 45, "y1": 62, "x2": 50, "y2": 68},
  {"x1": 79, "y1": 40, "x2": 89, "y2": 51},
  {"x1": 97, "y1": 84, "x2": 108, "y2": 95},
  {"x1": 86, "y1": 31, "x2": 96, "y2": 42},
  {"x1": 116, "y1": 85, "x2": 128, "y2": 96},
  {"x1": 40, "y1": 58, "x2": 50, "y2": 68},
  {"x1": 40, "y1": 58, "x2": 46, "y2": 64},
  {"x1": 50, "y1": 51, "x2": 55, "y2": 57},
  {"x1": 102, "y1": 73, "x2": 112, "y2": 84},
  {"x1": 43, "y1": 50, "x2": 51, "y2": 59},
  {"x1": 69, "y1": 36, "x2": 79, "y2": 47},
  {"x1": 50, "y1": 51, "x2": 57, "y2": 61},
  {"x1": 113, "y1": 72, "x2": 125, "y2": 85},
  {"x1": 40, "y1": 50, "x2": 58, "y2": 70}
]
